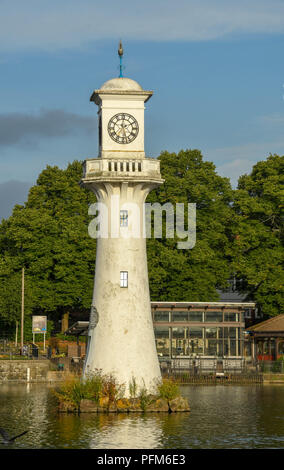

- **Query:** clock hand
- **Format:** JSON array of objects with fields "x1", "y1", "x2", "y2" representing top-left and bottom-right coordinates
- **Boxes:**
[
  {"x1": 117, "y1": 124, "x2": 127, "y2": 137},
  {"x1": 117, "y1": 125, "x2": 124, "y2": 136},
  {"x1": 120, "y1": 120, "x2": 128, "y2": 134}
]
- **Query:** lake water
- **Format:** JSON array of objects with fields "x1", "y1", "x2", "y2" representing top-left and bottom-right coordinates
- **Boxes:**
[{"x1": 0, "y1": 383, "x2": 283, "y2": 449}]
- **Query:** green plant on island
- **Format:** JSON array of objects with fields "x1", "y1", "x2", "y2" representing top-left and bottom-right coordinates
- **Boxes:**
[
  {"x1": 53, "y1": 378, "x2": 82, "y2": 408},
  {"x1": 52, "y1": 372, "x2": 183, "y2": 412},
  {"x1": 138, "y1": 382, "x2": 152, "y2": 412},
  {"x1": 156, "y1": 378, "x2": 180, "y2": 401},
  {"x1": 129, "y1": 376, "x2": 138, "y2": 401},
  {"x1": 52, "y1": 369, "x2": 126, "y2": 409},
  {"x1": 101, "y1": 372, "x2": 125, "y2": 403},
  {"x1": 53, "y1": 371, "x2": 102, "y2": 407}
]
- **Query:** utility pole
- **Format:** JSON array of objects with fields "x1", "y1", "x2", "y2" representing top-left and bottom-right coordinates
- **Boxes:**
[
  {"x1": 15, "y1": 321, "x2": 18, "y2": 347},
  {"x1": 21, "y1": 267, "x2": 24, "y2": 352}
]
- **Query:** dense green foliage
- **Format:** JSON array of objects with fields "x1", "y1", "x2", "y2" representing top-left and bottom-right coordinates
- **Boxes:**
[
  {"x1": 230, "y1": 154, "x2": 284, "y2": 316},
  {"x1": 146, "y1": 149, "x2": 234, "y2": 300},
  {"x1": 0, "y1": 161, "x2": 96, "y2": 335},
  {"x1": 53, "y1": 371, "x2": 125, "y2": 408},
  {"x1": 157, "y1": 378, "x2": 180, "y2": 401},
  {"x1": 0, "y1": 151, "x2": 283, "y2": 337},
  {"x1": 53, "y1": 373, "x2": 181, "y2": 411}
]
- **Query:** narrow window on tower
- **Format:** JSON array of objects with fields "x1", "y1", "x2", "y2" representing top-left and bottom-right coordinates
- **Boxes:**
[
  {"x1": 120, "y1": 271, "x2": 128, "y2": 288},
  {"x1": 120, "y1": 210, "x2": 128, "y2": 227}
]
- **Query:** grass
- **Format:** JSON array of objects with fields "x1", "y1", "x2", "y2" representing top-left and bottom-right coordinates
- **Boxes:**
[
  {"x1": 52, "y1": 369, "x2": 125, "y2": 407},
  {"x1": 53, "y1": 372, "x2": 182, "y2": 411}
]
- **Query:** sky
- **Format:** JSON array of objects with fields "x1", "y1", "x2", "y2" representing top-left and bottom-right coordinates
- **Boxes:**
[{"x1": 0, "y1": 0, "x2": 284, "y2": 219}]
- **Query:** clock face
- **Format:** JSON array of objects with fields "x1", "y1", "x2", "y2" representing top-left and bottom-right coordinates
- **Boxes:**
[{"x1": 108, "y1": 113, "x2": 139, "y2": 144}]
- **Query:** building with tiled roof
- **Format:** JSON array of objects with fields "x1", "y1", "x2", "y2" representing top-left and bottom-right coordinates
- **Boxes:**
[{"x1": 245, "y1": 314, "x2": 284, "y2": 361}]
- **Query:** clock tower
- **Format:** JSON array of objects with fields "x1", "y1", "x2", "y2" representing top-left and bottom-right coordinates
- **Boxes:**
[
  {"x1": 81, "y1": 44, "x2": 163, "y2": 395},
  {"x1": 92, "y1": 76, "x2": 151, "y2": 159}
]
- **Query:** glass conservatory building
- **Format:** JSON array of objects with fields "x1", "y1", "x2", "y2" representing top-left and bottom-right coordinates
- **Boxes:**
[
  {"x1": 151, "y1": 302, "x2": 255, "y2": 359},
  {"x1": 65, "y1": 301, "x2": 256, "y2": 372}
]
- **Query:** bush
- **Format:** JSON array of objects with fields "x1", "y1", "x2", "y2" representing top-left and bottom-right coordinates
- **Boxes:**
[
  {"x1": 129, "y1": 376, "x2": 138, "y2": 400},
  {"x1": 53, "y1": 378, "x2": 83, "y2": 407},
  {"x1": 138, "y1": 384, "x2": 152, "y2": 412},
  {"x1": 157, "y1": 378, "x2": 180, "y2": 401},
  {"x1": 81, "y1": 372, "x2": 104, "y2": 403},
  {"x1": 53, "y1": 374, "x2": 182, "y2": 411},
  {"x1": 101, "y1": 373, "x2": 125, "y2": 403},
  {"x1": 52, "y1": 369, "x2": 125, "y2": 408}
]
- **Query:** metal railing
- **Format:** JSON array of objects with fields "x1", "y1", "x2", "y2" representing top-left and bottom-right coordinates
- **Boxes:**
[
  {"x1": 159, "y1": 357, "x2": 284, "y2": 383},
  {"x1": 0, "y1": 340, "x2": 43, "y2": 360},
  {"x1": 159, "y1": 357, "x2": 250, "y2": 374},
  {"x1": 162, "y1": 371, "x2": 263, "y2": 384}
]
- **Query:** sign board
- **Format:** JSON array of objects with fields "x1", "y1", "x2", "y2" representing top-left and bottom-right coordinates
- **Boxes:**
[{"x1": 32, "y1": 316, "x2": 47, "y2": 333}]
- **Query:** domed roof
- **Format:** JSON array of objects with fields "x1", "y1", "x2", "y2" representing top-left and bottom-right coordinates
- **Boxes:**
[{"x1": 100, "y1": 77, "x2": 143, "y2": 91}]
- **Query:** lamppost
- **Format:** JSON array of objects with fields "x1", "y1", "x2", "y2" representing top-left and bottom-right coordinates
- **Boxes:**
[{"x1": 20, "y1": 267, "x2": 24, "y2": 353}]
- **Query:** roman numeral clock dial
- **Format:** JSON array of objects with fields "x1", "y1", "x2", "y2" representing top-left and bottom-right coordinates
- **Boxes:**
[{"x1": 108, "y1": 113, "x2": 139, "y2": 144}]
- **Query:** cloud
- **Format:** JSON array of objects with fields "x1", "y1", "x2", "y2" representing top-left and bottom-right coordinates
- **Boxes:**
[
  {"x1": 0, "y1": 109, "x2": 94, "y2": 148},
  {"x1": 206, "y1": 139, "x2": 284, "y2": 187},
  {"x1": 256, "y1": 113, "x2": 284, "y2": 126},
  {"x1": 217, "y1": 158, "x2": 256, "y2": 188},
  {"x1": 0, "y1": 180, "x2": 31, "y2": 220},
  {"x1": 0, "y1": 0, "x2": 284, "y2": 51}
]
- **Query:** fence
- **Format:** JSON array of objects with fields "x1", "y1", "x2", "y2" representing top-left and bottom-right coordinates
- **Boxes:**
[
  {"x1": 0, "y1": 339, "x2": 21, "y2": 358},
  {"x1": 162, "y1": 371, "x2": 263, "y2": 384},
  {"x1": 0, "y1": 340, "x2": 44, "y2": 359},
  {"x1": 159, "y1": 357, "x2": 251, "y2": 374},
  {"x1": 159, "y1": 357, "x2": 284, "y2": 383},
  {"x1": 159, "y1": 357, "x2": 261, "y2": 384}
]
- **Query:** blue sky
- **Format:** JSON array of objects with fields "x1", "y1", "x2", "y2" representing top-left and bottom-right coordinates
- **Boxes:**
[{"x1": 1, "y1": 0, "x2": 284, "y2": 219}]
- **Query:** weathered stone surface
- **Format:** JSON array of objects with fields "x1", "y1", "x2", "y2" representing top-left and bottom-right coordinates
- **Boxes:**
[
  {"x1": 108, "y1": 402, "x2": 118, "y2": 412},
  {"x1": 80, "y1": 399, "x2": 98, "y2": 413},
  {"x1": 0, "y1": 360, "x2": 50, "y2": 383},
  {"x1": 146, "y1": 398, "x2": 169, "y2": 412},
  {"x1": 47, "y1": 371, "x2": 70, "y2": 382},
  {"x1": 97, "y1": 407, "x2": 109, "y2": 413},
  {"x1": 168, "y1": 396, "x2": 190, "y2": 412},
  {"x1": 58, "y1": 401, "x2": 78, "y2": 413}
]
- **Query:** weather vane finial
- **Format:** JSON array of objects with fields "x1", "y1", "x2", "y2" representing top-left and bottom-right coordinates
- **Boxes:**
[{"x1": 118, "y1": 40, "x2": 124, "y2": 78}]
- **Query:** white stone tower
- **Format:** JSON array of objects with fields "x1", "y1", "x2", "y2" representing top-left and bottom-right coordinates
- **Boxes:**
[{"x1": 81, "y1": 44, "x2": 163, "y2": 395}]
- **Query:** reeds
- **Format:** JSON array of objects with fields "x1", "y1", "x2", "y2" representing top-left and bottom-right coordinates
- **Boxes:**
[{"x1": 52, "y1": 372, "x2": 184, "y2": 412}]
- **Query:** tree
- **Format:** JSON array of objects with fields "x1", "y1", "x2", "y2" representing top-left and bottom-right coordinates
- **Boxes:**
[
  {"x1": 0, "y1": 161, "x2": 97, "y2": 330},
  {"x1": 1, "y1": 151, "x2": 282, "y2": 332},
  {"x1": 146, "y1": 149, "x2": 235, "y2": 300},
  {"x1": 231, "y1": 154, "x2": 284, "y2": 316}
]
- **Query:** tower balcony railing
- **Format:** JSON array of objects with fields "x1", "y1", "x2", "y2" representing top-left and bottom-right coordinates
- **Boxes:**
[{"x1": 83, "y1": 157, "x2": 161, "y2": 179}]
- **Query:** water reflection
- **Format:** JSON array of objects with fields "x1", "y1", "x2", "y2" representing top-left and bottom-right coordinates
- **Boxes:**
[
  {"x1": 89, "y1": 414, "x2": 163, "y2": 449},
  {"x1": 0, "y1": 383, "x2": 283, "y2": 449},
  {"x1": 0, "y1": 383, "x2": 51, "y2": 448},
  {"x1": 50, "y1": 409, "x2": 190, "y2": 449}
]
